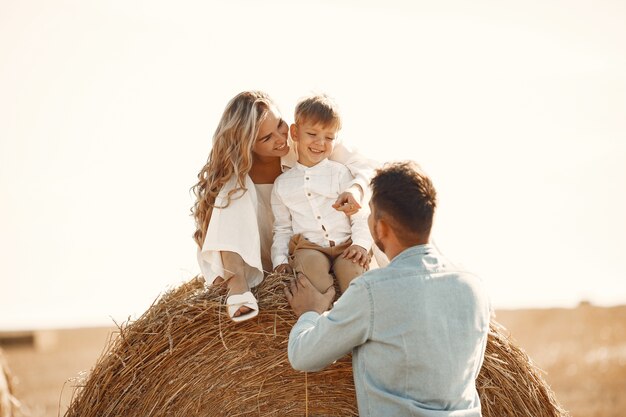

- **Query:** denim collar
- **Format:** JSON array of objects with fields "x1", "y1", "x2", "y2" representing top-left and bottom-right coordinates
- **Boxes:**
[{"x1": 389, "y1": 244, "x2": 435, "y2": 265}]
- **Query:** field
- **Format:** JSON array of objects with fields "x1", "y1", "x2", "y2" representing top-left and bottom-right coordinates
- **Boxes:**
[
  {"x1": 495, "y1": 304, "x2": 626, "y2": 417},
  {"x1": 2, "y1": 304, "x2": 625, "y2": 417}
]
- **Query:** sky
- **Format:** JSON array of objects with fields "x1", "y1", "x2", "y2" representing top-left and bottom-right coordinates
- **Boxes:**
[{"x1": 1, "y1": 0, "x2": 625, "y2": 330}]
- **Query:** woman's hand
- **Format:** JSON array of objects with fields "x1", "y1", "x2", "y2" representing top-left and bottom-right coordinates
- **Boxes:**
[
  {"x1": 342, "y1": 245, "x2": 370, "y2": 269},
  {"x1": 274, "y1": 263, "x2": 293, "y2": 275},
  {"x1": 333, "y1": 187, "x2": 362, "y2": 216}
]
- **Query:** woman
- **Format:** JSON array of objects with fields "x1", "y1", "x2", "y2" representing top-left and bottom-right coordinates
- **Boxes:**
[{"x1": 192, "y1": 91, "x2": 378, "y2": 322}]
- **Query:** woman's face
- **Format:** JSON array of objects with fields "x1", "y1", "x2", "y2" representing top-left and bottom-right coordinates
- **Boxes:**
[{"x1": 252, "y1": 106, "x2": 290, "y2": 158}]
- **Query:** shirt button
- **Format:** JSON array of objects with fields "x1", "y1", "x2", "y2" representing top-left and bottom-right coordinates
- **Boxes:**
[
  {"x1": 305, "y1": 177, "x2": 310, "y2": 180},
  {"x1": 307, "y1": 193, "x2": 311, "y2": 196},
  {"x1": 325, "y1": 234, "x2": 329, "y2": 237},
  {"x1": 317, "y1": 216, "x2": 321, "y2": 219}
]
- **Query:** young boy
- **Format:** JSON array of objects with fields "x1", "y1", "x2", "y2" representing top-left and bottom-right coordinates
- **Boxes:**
[{"x1": 271, "y1": 94, "x2": 372, "y2": 293}]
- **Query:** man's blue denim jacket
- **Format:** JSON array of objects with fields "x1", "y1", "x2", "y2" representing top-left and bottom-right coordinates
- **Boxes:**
[{"x1": 288, "y1": 244, "x2": 491, "y2": 417}]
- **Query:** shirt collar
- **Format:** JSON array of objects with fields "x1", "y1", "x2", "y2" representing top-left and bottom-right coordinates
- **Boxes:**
[
  {"x1": 389, "y1": 244, "x2": 435, "y2": 264},
  {"x1": 294, "y1": 158, "x2": 330, "y2": 171}
]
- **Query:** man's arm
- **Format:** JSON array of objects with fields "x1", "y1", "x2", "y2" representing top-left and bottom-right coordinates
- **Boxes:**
[{"x1": 284, "y1": 275, "x2": 371, "y2": 372}]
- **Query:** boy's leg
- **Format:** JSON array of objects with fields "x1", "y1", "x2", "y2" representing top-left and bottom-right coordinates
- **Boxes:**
[
  {"x1": 288, "y1": 234, "x2": 334, "y2": 293},
  {"x1": 328, "y1": 239, "x2": 368, "y2": 293},
  {"x1": 333, "y1": 257, "x2": 367, "y2": 293},
  {"x1": 290, "y1": 249, "x2": 333, "y2": 293},
  {"x1": 332, "y1": 240, "x2": 369, "y2": 293}
]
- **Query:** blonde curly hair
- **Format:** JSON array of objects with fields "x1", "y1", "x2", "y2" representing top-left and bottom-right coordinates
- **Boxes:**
[{"x1": 191, "y1": 91, "x2": 275, "y2": 248}]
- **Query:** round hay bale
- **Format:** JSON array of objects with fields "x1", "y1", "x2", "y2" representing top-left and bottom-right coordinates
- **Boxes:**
[
  {"x1": 477, "y1": 322, "x2": 569, "y2": 417},
  {"x1": 64, "y1": 273, "x2": 569, "y2": 417}
]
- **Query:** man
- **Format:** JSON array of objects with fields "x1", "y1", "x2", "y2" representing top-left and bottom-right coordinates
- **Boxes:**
[{"x1": 284, "y1": 161, "x2": 491, "y2": 417}]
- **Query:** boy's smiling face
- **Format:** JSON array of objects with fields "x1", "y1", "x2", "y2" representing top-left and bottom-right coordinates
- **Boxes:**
[{"x1": 290, "y1": 121, "x2": 338, "y2": 167}]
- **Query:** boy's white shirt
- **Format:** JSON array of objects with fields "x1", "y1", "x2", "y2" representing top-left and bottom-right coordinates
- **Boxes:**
[
  {"x1": 270, "y1": 159, "x2": 373, "y2": 268},
  {"x1": 197, "y1": 141, "x2": 385, "y2": 288}
]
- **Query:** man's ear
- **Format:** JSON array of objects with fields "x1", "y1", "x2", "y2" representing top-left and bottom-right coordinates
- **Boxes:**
[
  {"x1": 376, "y1": 217, "x2": 391, "y2": 240},
  {"x1": 290, "y1": 124, "x2": 299, "y2": 142}
]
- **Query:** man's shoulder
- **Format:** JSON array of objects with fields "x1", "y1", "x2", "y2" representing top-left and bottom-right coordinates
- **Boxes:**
[
  {"x1": 342, "y1": 267, "x2": 401, "y2": 301},
  {"x1": 356, "y1": 258, "x2": 468, "y2": 285},
  {"x1": 355, "y1": 267, "x2": 395, "y2": 287}
]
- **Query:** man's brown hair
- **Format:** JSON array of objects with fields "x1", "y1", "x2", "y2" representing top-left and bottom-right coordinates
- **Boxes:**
[{"x1": 370, "y1": 161, "x2": 437, "y2": 244}]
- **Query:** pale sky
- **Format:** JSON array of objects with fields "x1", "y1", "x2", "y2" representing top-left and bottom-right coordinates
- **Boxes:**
[{"x1": 1, "y1": 0, "x2": 625, "y2": 330}]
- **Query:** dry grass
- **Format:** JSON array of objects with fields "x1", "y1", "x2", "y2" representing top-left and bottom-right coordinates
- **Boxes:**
[
  {"x1": 478, "y1": 322, "x2": 568, "y2": 417},
  {"x1": 63, "y1": 273, "x2": 568, "y2": 417},
  {"x1": 496, "y1": 306, "x2": 626, "y2": 417},
  {"x1": 0, "y1": 348, "x2": 21, "y2": 417}
]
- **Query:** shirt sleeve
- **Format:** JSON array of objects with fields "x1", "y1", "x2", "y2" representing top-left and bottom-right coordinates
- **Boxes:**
[
  {"x1": 349, "y1": 212, "x2": 373, "y2": 251},
  {"x1": 271, "y1": 180, "x2": 293, "y2": 268},
  {"x1": 329, "y1": 141, "x2": 380, "y2": 202},
  {"x1": 288, "y1": 281, "x2": 372, "y2": 372}
]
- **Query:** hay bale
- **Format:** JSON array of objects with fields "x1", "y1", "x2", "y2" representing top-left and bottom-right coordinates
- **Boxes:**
[
  {"x1": 478, "y1": 321, "x2": 569, "y2": 417},
  {"x1": 65, "y1": 274, "x2": 355, "y2": 417},
  {"x1": 64, "y1": 273, "x2": 569, "y2": 417}
]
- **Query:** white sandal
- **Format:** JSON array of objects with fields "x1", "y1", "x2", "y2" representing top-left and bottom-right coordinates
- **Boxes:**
[{"x1": 226, "y1": 291, "x2": 259, "y2": 322}]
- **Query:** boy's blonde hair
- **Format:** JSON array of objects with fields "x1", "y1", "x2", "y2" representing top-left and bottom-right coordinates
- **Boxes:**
[{"x1": 294, "y1": 94, "x2": 342, "y2": 131}]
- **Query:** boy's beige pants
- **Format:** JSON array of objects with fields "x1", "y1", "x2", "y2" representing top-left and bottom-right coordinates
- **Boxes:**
[{"x1": 288, "y1": 234, "x2": 369, "y2": 294}]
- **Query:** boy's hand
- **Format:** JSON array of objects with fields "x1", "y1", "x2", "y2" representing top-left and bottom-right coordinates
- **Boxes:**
[
  {"x1": 284, "y1": 273, "x2": 336, "y2": 317},
  {"x1": 342, "y1": 245, "x2": 370, "y2": 268},
  {"x1": 333, "y1": 187, "x2": 362, "y2": 216},
  {"x1": 274, "y1": 263, "x2": 293, "y2": 275}
]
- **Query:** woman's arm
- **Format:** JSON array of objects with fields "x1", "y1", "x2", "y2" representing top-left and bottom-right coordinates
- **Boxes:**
[
  {"x1": 329, "y1": 142, "x2": 380, "y2": 214},
  {"x1": 330, "y1": 142, "x2": 379, "y2": 197},
  {"x1": 271, "y1": 182, "x2": 294, "y2": 269}
]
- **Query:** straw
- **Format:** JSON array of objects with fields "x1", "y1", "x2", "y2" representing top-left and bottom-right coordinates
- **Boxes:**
[
  {"x1": 0, "y1": 348, "x2": 21, "y2": 417},
  {"x1": 64, "y1": 273, "x2": 569, "y2": 417}
]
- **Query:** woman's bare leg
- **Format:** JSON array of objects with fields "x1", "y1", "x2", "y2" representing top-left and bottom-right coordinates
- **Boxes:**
[{"x1": 221, "y1": 251, "x2": 252, "y2": 317}]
